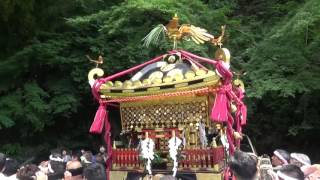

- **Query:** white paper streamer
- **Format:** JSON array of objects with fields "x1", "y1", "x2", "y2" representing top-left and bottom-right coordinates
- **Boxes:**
[
  {"x1": 141, "y1": 136, "x2": 155, "y2": 175},
  {"x1": 198, "y1": 122, "x2": 208, "y2": 148},
  {"x1": 168, "y1": 134, "x2": 182, "y2": 177}
]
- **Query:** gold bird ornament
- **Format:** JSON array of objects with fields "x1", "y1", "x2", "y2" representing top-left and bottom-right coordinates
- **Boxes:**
[
  {"x1": 87, "y1": 55, "x2": 104, "y2": 68},
  {"x1": 143, "y1": 14, "x2": 225, "y2": 49},
  {"x1": 211, "y1": 25, "x2": 226, "y2": 47}
]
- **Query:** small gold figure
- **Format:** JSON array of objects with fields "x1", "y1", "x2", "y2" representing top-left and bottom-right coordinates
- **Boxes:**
[
  {"x1": 210, "y1": 25, "x2": 226, "y2": 47},
  {"x1": 87, "y1": 55, "x2": 104, "y2": 68}
]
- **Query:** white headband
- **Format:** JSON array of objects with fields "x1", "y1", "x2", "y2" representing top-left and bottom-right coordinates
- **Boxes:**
[
  {"x1": 290, "y1": 153, "x2": 310, "y2": 166},
  {"x1": 274, "y1": 151, "x2": 288, "y2": 165},
  {"x1": 48, "y1": 163, "x2": 54, "y2": 173},
  {"x1": 49, "y1": 155, "x2": 64, "y2": 162},
  {"x1": 277, "y1": 171, "x2": 299, "y2": 180}
]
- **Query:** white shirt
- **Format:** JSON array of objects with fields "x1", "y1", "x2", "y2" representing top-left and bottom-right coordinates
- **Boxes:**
[{"x1": 0, "y1": 173, "x2": 17, "y2": 179}]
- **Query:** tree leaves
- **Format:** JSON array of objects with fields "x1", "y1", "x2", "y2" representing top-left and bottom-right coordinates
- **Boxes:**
[{"x1": 245, "y1": 0, "x2": 320, "y2": 98}]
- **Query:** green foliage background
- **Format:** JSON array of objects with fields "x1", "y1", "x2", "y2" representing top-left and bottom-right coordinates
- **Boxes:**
[{"x1": 0, "y1": 0, "x2": 319, "y2": 161}]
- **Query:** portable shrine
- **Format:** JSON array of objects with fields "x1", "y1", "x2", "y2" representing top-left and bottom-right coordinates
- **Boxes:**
[{"x1": 88, "y1": 15, "x2": 247, "y2": 180}]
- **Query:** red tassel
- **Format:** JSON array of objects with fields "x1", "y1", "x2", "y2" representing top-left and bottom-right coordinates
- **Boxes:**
[
  {"x1": 211, "y1": 90, "x2": 228, "y2": 122},
  {"x1": 89, "y1": 103, "x2": 107, "y2": 134}
]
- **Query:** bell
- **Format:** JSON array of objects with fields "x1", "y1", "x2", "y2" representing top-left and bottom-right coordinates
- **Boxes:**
[{"x1": 231, "y1": 103, "x2": 237, "y2": 112}]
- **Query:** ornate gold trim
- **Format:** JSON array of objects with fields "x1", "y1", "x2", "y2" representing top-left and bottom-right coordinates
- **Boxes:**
[
  {"x1": 121, "y1": 96, "x2": 207, "y2": 107},
  {"x1": 100, "y1": 72, "x2": 219, "y2": 90},
  {"x1": 100, "y1": 79, "x2": 220, "y2": 99}
]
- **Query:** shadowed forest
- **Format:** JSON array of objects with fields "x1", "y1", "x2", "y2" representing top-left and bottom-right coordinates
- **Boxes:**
[{"x1": 0, "y1": 0, "x2": 319, "y2": 163}]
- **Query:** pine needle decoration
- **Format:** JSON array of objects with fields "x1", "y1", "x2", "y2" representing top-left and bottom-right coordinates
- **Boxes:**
[{"x1": 142, "y1": 24, "x2": 167, "y2": 47}]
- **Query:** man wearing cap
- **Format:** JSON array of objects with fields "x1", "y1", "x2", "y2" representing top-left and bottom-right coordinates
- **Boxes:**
[
  {"x1": 290, "y1": 153, "x2": 311, "y2": 168},
  {"x1": 272, "y1": 149, "x2": 290, "y2": 170},
  {"x1": 290, "y1": 153, "x2": 320, "y2": 180},
  {"x1": 47, "y1": 151, "x2": 66, "y2": 179},
  {"x1": 290, "y1": 152, "x2": 312, "y2": 177}
]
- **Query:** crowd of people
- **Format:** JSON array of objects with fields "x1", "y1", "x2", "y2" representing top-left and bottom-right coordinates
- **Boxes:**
[
  {"x1": 229, "y1": 149, "x2": 320, "y2": 180},
  {"x1": 0, "y1": 146, "x2": 107, "y2": 180},
  {"x1": 1, "y1": 145, "x2": 319, "y2": 180}
]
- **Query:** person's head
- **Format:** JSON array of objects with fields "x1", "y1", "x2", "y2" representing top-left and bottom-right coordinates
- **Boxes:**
[
  {"x1": 35, "y1": 171, "x2": 48, "y2": 180},
  {"x1": 94, "y1": 154, "x2": 105, "y2": 167},
  {"x1": 71, "y1": 150, "x2": 82, "y2": 161},
  {"x1": 64, "y1": 160, "x2": 83, "y2": 180},
  {"x1": 48, "y1": 160, "x2": 65, "y2": 173},
  {"x1": 38, "y1": 161, "x2": 49, "y2": 174},
  {"x1": 81, "y1": 149, "x2": 85, "y2": 155},
  {"x1": 16, "y1": 164, "x2": 39, "y2": 180},
  {"x1": 82, "y1": 151, "x2": 93, "y2": 164},
  {"x1": 62, "y1": 150, "x2": 68, "y2": 156},
  {"x1": 49, "y1": 152, "x2": 65, "y2": 171},
  {"x1": 48, "y1": 153, "x2": 65, "y2": 180},
  {"x1": 229, "y1": 150, "x2": 258, "y2": 180},
  {"x1": 66, "y1": 160, "x2": 82, "y2": 170},
  {"x1": 290, "y1": 153, "x2": 311, "y2": 167},
  {"x1": 302, "y1": 164, "x2": 320, "y2": 177},
  {"x1": 50, "y1": 149, "x2": 62, "y2": 157},
  {"x1": 277, "y1": 164, "x2": 304, "y2": 180},
  {"x1": 272, "y1": 149, "x2": 290, "y2": 167},
  {"x1": 3, "y1": 158, "x2": 19, "y2": 176},
  {"x1": 83, "y1": 163, "x2": 106, "y2": 180},
  {"x1": 0, "y1": 152, "x2": 7, "y2": 172},
  {"x1": 99, "y1": 146, "x2": 105, "y2": 154}
]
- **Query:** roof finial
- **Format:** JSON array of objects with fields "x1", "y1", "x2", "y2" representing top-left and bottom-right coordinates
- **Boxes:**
[{"x1": 87, "y1": 55, "x2": 104, "y2": 68}]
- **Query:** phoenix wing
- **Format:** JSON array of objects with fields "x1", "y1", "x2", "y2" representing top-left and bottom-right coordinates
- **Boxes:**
[{"x1": 179, "y1": 25, "x2": 214, "y2": 44}]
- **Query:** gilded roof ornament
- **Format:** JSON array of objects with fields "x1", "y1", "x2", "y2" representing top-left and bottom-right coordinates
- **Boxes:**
[{"x1": 142, "y1": 14, "x2": 226, "y2": 49}]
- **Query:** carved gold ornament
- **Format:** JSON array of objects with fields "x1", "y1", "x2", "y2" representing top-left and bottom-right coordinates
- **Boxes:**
[
  {"x1": 215, "y1": 48, "x2": 230, "y2": 64},
  {"x1": 88, "y1": 68, "x2": 104, "y2": 87}
]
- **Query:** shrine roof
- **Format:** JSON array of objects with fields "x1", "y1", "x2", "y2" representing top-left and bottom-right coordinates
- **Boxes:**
[{"x1": 98, "y1": 53, "x2": 221, "y2": 99}]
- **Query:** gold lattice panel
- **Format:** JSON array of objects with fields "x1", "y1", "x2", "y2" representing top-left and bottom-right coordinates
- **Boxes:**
[{"x1": 120, "y1": 96, "x2": 209, "y2": 131}]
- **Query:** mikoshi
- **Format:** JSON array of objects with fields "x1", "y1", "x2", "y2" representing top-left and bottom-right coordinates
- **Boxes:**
[{"x1": 87, "y1": 15, "x2": 247, "y2": 180}]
